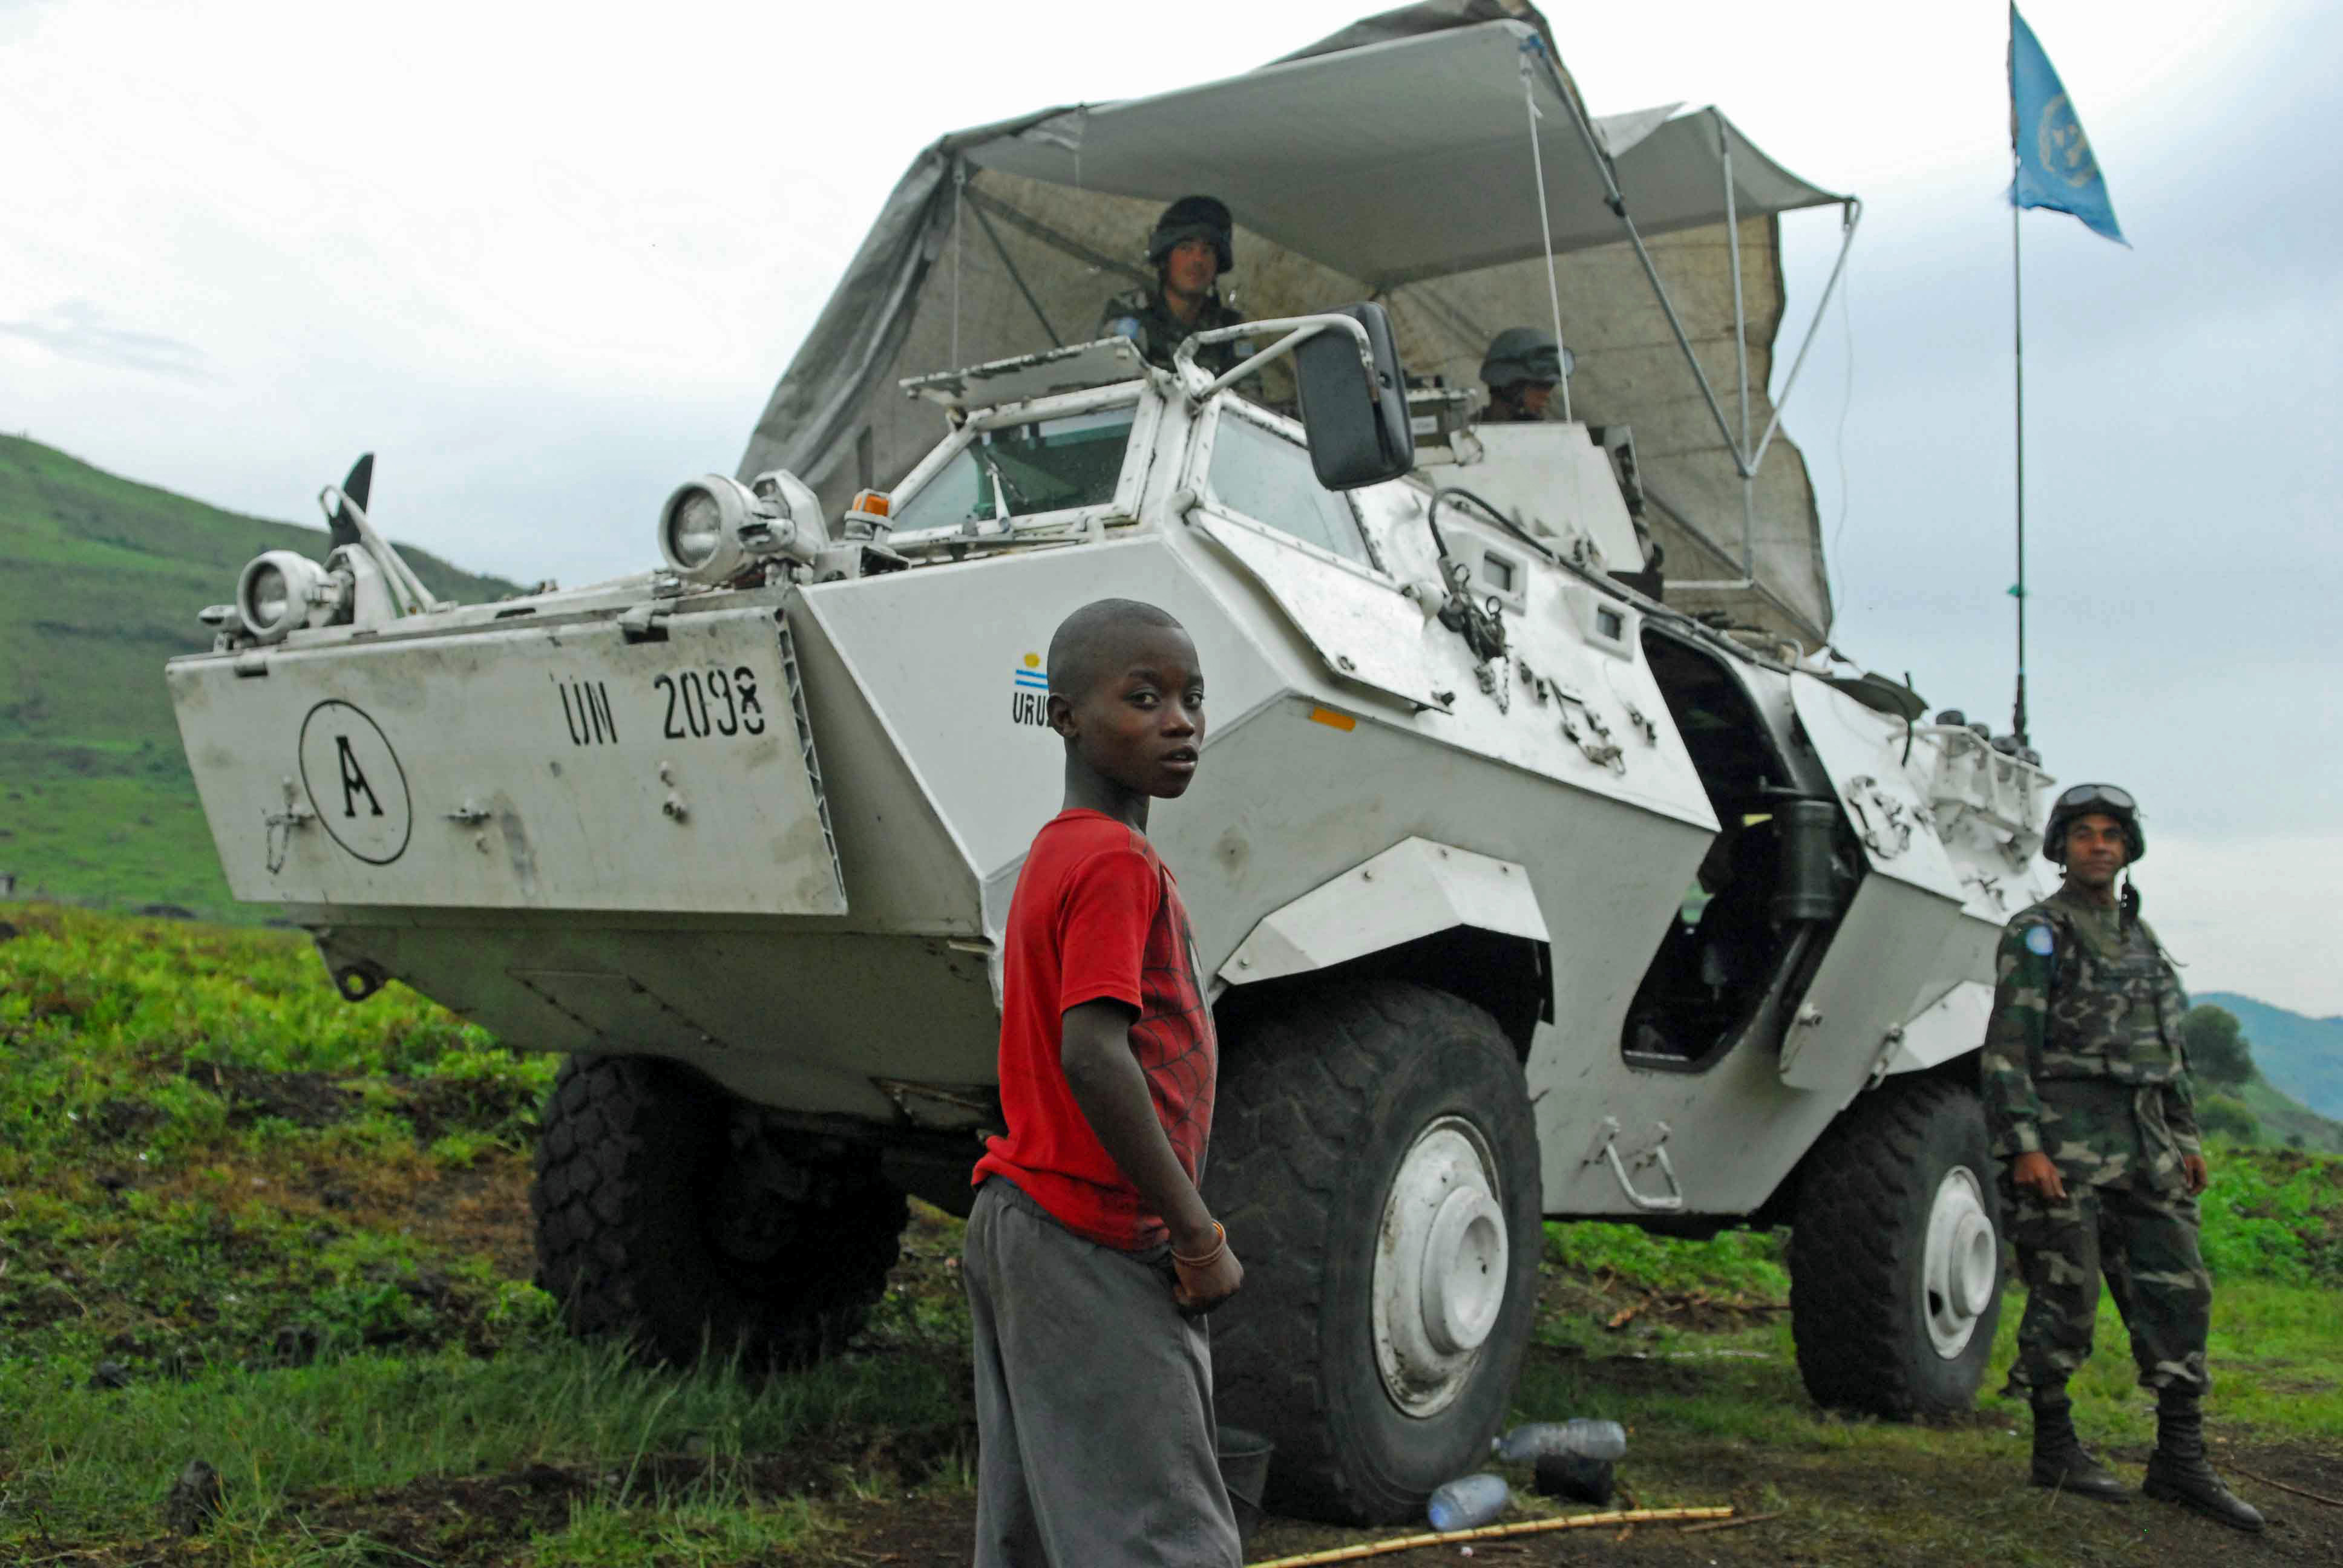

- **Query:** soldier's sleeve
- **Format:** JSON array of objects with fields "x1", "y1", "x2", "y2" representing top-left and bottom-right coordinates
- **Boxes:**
[
  {"x1": 1098, "y1": 293, "x2": 1144, "y2": 348},
  {"x1": 2156, "y1": 950, "x2": 2204, "y2": 1155},
  {"x1": 1979, "y1": 919, "x2": 2052, "y2": 1157},
  {"x1": 2163, "y1": 1077, "x2": 2202, "y2": 1157}
]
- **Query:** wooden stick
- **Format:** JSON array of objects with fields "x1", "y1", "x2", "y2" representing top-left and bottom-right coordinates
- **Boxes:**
[
  {"x1": 1676, "y1": 1510, "x2": 1786, "y2": 1535},
  {"x1": 1245, "y1": 1507, "x2": 1735, "y2": 1567},
  {"x1": 2231, "y1": 1467, "x2": 2343, "y2": 1508}
]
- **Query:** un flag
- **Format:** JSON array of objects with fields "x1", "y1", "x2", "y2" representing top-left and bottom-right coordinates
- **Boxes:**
[{"x1": 2009, "y1": 6, "x2": 2127, "y2": 245}]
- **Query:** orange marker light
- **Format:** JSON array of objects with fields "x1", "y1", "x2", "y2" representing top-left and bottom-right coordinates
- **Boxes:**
[
  {"x1": 849, "y1": 489, "x2": 891, "y2": 518},
  {"x1": 1307, "y1": 706, "x2": 1357, "y2": 732}
]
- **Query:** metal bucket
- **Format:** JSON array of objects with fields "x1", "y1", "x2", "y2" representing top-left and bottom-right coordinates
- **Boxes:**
[{"x1": 1216, "y1": 1425, "x2": 1274, "y2": 1547}]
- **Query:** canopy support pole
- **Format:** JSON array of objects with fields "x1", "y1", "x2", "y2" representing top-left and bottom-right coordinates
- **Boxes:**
[
  {"x1": 962, "y1": 185, "x2": 1150, "y2": 289},
  {"x1": 951, "y1": 161, "x2": 967, "y2": 367},
  {"x1": 1722, "y1": 112, "x2": 1755, "y2": 577},
  {"x1": 1748, "y1": 200, "x2": 1861, "y2": 472},
  {"x1": 1518, "y1": 51, "x2": 1573, "y2": 422},
  {"x1": 966, "y1": 191, "x2": 1064, "y2": 348},
  {"x1": 1528, "y1": 40, "x2": 1748, "y2": 477}
]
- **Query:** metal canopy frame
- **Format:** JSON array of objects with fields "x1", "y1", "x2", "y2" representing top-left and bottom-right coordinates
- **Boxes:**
[
  {"x1": 946, "y1": 24, "x2": 1863, "y2": 624},
  {"x1": 1518, "y1": 33, "x2": 1860, "y2": 599},
  {"x1": 742, "y1": 7, "x2": 1864, "y2": 645}
]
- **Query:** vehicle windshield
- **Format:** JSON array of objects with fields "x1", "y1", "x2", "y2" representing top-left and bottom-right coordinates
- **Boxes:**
[{"x1": 890, "y1": 407, "x2": 1136, "y2": 533}]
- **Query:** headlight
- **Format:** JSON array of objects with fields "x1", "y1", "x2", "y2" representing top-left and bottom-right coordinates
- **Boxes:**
[
  {"x1": 236, "y1": 550, "x2": 330, "y2": 641},
  {"x1": 669, "y1": 489, "x2": 727, "y2": 568},
  {"x1": 658, "y1": 471, "x2": 827, "y2": 586},
  {"x1": 658, "y1": 475, "x2": 755, "y2": 584}
]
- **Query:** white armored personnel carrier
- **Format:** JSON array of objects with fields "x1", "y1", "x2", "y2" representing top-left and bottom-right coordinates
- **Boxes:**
[{"x1": 166, "y1": 4, "x2": 2057, "y2": 1524}]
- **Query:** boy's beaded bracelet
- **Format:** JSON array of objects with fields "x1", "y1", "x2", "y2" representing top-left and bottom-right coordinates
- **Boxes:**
[{"x1": 1171, "y1": 1220, "x2": 1227, "y2": 1269}]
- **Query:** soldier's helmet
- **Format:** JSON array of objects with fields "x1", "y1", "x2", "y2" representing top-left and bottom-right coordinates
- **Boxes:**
[
  {"x1": 1481, "y1": 326, "x2": 1567, "y2": 390},
  {"x1": 2043, "y1": 782, "x2": 2146, "y2": 864},
  {"x1": 1148, "y1": 195, "x2": 1235, "y2": 273}
]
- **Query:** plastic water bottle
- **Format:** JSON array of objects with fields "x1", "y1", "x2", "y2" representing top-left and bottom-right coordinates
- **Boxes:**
[
  {"x1": 1425, "y1": 1472, "x2": 1510, "y2": 1532},
  {"x1": 1492, "y1": 1419, "x2": 1627, "y2": 1463}
]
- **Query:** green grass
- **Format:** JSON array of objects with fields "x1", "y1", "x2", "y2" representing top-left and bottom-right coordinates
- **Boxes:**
[
  {"x1": 0, "y1": 433, "x2": 520, "y2": 919},
  {"x1": 4, "y1": 907, "x2": 2339, "y2": 1566},
  {"x1": 4, "y1": 1345, "x2": 957, "y2": 1549},
  {"x1": 1544, "y1": 1218, "x2": 1788, "y2": 1300}
]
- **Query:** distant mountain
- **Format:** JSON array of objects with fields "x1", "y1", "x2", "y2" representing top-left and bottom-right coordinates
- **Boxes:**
[
  {"x1": 0, "y1": 434, "x2": 522, "y2": 917},
  {"x1": 2195, "y1": 992, "x2": 2343, "y2": 1125}
]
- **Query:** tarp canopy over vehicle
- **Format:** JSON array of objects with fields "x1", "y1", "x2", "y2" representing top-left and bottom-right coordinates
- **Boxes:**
[{"x1": 739, "y1": 0, "x2": 1852, "y2": 641}]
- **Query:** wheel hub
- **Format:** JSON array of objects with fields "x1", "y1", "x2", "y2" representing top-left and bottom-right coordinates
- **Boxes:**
[
  {"x1": 1372, "y1": 1118, "x2": 1509, "y2": 1416},
  {"x1": 1921, "y1": 1166, "x2": 1996, "y2": 1359}
]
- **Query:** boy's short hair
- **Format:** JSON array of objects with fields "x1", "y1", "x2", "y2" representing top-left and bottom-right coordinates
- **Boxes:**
[{"x1": 1047, "y1": 599, "x2": 1187, "y2": 702}]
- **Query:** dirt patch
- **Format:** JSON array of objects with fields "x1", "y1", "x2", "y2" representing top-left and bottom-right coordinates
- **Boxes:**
[
  {"x1": 88, "y1": 1095, "x2": 169, "y2": 1143},
  {"x1": 181, "y1": 1060, "x2": 364, "y2": 1128},
  {"x1": 1540, "y1": 1273, "x2": 1787, "y2": 1337},
  {"x1": 742, "y1": 1437, "x2": 2343, "y2": 1568},
  {"x1": 396, "y1": 1071, "x2": 542, "y2": 1143},
  {"x1": 407, "y1": 1161, "x2": 538, "y2": 1285},
  {"x1": 163, "y1": 1059, "x2": 540, "y2": 1143},
  {"x1": 289, "y1": 1434, "x2": 966, "y2": 1563}
]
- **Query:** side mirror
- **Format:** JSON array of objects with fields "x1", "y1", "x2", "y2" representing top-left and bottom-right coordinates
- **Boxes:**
[{"x1": 1294, "y1": 302, "x2": 1414, "y2": 491}]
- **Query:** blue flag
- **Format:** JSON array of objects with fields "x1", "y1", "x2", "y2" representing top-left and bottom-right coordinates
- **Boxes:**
[{"x1": 2008, "y1": 5, "x2": 2127, "y2": 244}]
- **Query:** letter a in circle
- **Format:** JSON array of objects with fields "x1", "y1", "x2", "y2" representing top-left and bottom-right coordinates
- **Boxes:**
[{"x1": 336, "y1": 735, "x2": 385, "y2": 818}]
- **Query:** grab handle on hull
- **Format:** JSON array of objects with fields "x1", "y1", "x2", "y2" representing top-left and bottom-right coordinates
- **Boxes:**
[{"x1": 1585, "y1": 1117, "x2": 1686, "y2": 1213}]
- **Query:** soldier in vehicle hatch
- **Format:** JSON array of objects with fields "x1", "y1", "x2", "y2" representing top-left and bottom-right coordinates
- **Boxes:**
[
  {"x1": 1478, "y1": 327, "x2": 1567, "y2": 423},
  {"x1": 1099, "y1": 195, "x2": 1254, "y2": 376},
  {"x1": 1979, "y1": 783, "x2": 2264, "y2": 1531}
]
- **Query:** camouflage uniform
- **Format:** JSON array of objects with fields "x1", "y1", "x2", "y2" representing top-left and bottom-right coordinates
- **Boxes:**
[
  {"x1": 1980, "y1": 884, "x2": 2213, "y2": 1396},
  {"x1": 1097, "y1": 287, "x2": 1251, "y2": 376}
]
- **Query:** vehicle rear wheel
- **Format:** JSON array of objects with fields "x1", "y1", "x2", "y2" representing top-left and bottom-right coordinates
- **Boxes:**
[
  {"x1": 1788, "y1": 1075, "x2": 2003, "y2": 1416},
  {"x1": 530, "y1": 1053, "x2": 905, "y2": 1367},
  {"x1": 1206, "y1": 981, "x2": 1542, "y2": 1525}
]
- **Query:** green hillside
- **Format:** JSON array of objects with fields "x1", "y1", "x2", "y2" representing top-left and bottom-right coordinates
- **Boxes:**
[
  {"x1": 0, "y1": 434, "x2": 521, "y2": 918},
  {"x1": 2198, "y1": 990, "x2": 2343, "y2": 1123}
]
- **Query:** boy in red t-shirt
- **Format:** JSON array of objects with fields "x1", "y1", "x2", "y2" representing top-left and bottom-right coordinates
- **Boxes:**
[{"x1": 966, "y1": 597, "x2": 1244, "y2": 1567}]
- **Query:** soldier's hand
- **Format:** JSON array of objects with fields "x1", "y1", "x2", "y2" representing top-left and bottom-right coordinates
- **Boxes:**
[
  {"x1": 2183, "y1": 1153, "x2": 2209, "y2": 1195},
  {"x1": 2013, "y1": 1151, "x2": 2066, "y2": 1201}
]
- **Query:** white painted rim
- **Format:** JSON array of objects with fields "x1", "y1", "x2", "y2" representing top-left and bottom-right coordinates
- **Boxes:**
[
  {"x1": 1372, "y1": 1116, "x2": 1510, "y2": 1417},
  {"x1": 1922, "y1": 1166, "x2": 1997, "y2": 1359}
]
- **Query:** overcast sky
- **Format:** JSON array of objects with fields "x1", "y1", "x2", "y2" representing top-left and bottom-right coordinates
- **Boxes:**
[{"x1": 7, "y1": 0, "x2": 2338, "y2": 1013}]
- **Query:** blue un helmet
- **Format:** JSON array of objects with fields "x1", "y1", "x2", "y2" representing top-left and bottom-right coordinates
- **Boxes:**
[
  {"x1": 1147, "y1": 195, "x2": 1234, "y2": 273},
  {"x1": 1480, "y1": 326, "x2": 1570, "y2": 390},
  {"x1": 2042, "y1": 782, "x2": 2145, "y2": 865}
]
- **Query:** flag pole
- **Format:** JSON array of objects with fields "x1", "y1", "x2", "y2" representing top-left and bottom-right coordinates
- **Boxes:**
[{"x1": 2011, "y1": 190, "x2": 2028, "y2": 748}]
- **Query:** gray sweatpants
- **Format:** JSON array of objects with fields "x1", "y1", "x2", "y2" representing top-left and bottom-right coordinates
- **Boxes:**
[{"x1": 965, "y1": 1178, "x2": 1240, "y2": 1568}]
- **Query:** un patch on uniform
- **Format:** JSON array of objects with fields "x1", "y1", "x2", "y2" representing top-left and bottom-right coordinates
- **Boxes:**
[{"x1": 2025, "y1": 924, "x2": 2056, "y2": 957}]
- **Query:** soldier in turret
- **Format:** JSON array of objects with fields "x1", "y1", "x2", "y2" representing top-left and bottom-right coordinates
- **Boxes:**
[
  {"x1": 1478, "y1": 327, "x2": 1568, "y2": 423},
  {"x1": 1099, "y1": 195, "x2": 1253, "y2": 375},
  {"x1": 1980, "y1": 783, "x2": 2263, "y2": 1530}
]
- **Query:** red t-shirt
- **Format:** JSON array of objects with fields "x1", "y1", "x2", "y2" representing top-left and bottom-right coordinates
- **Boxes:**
[{"x1": 974, "y1": 809, "x2": 1217, "y2": 1250}]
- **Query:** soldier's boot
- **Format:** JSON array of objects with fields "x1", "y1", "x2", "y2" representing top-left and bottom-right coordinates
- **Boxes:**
[
  {"x1": 2141, "y1": 1387, "x2": 2264, "y2": 1532},
  {"x1": 2028, "y1": 1388, "x2": 2128, "y2": 1501}
]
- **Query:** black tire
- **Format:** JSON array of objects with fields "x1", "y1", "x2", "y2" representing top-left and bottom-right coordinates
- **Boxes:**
[
  {"x1": 529, "y1": 1054, "x2": 906, "y2": 1367},
  {"x1": 1205, "y1": 982, "x2": 1542, "y2": 1525},
  {"x1": 1788, "y1": 1075, "x2": 2004, "y2": 1416}
]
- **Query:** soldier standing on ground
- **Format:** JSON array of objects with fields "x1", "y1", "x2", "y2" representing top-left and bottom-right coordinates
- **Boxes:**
[
  {"x1": 1979, "y1": 783, "x2": 2263, "y2": 1530},
  {"x1": 1478, "y1": 327, "x2": 1568, "y2": 423},
  {"x1": 1099, "y1": 195, "x2": 1253, "y2": 376}
]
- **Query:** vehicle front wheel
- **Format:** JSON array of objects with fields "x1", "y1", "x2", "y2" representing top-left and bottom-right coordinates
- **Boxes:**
[
  {"x1": 1206, "y1": 981, "x2": 1542, "y2": 1525},
  {"x1": 529, "y1": 1053, "x2": 906, "y2": 1367},
  {"x1": 1788, "y1": 1075, "x2": 2004, "y2": 1416}
]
